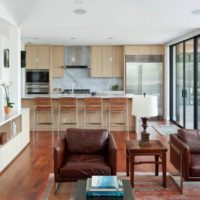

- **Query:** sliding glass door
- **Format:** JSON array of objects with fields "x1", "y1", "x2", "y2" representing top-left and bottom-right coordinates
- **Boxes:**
[
  {"x1": 175, "y1": 43, "x2": 184, "y2": 126},
  {"x1": 185, "y1": 40, "x2": 194, "y2": 128},
  {"x1": 198, "y1": 38, "x2": 200, "y2": 128},
  {"x1": 171, "y1": 39, "x2": 194, "y2": 128}
]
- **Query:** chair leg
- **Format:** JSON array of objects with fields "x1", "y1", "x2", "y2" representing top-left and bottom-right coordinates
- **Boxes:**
[
  {"x1": 76, "y1": 109, "x2": 78, "y2": 128},
  {"x1": 126, "y1": 109, "x2": 129, "y2": 133},
  {"x1": 54, "y1": 182, "x2": 60, "y2": 195},
  {"x1": 84, "y1": 109, "x2": 86, "y2": 128},
  {"x1": 58, "y1": 108, "x2": 60, "y2": 135},
  {"x1": 100, "y1": 108, "x2": 103, "y2": 128},
  {"x1": 33, "y1": 108, "x2": 36, "y2": 133},
  {"x1": 59, "y1": 111, "x2": 62, "y2": 136},
  {"x1": 36, "y1": 111, "x2": 38, "y2": 132},
  {"x1": 51, "y1": 109, "x2": 54, "y2": 134},
  {"x1": 108, "y1": 109, "x2": 111, "y2": 132}
]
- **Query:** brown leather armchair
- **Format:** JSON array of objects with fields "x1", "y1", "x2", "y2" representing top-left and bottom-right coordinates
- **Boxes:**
[
  {"x1": 170, "y1": 129, "x2": 200, "y2": 183},
  {"x1": 54, "y1": 128, "x2": 117, "y2": 189}
]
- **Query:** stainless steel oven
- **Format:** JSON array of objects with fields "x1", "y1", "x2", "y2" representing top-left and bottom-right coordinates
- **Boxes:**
[
  {"x1": 26, "y1": 83, "x2": 49, "y2": 94},
  {"x1": 26, "y1": 70, "x2": 49, "y2": 94}
]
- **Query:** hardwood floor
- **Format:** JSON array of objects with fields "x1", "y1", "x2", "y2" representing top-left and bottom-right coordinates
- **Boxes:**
[{"x1": 0, "y1": 121, "x2": 177, "y2": 200}]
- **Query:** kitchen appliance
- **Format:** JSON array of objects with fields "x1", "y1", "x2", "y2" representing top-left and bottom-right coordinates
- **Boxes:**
[
  {"x1": 125, "y1": 55, "x2": 163, "y2": 116},
  {"x1": 26, "y1": 70, "x2": 49, "y2": 83},
  {"x1": 64, "y1": 46, "x2": 90, "y2": 68},
  {"x1": 62, "y1": 89, "x2": 90, "y2": 94},
  {"x1": 26, "y1": 83, "x2": 49, "y2": 94},
  {"x1": 26, "y1": 70, "x2": 49, "y2": 94}
]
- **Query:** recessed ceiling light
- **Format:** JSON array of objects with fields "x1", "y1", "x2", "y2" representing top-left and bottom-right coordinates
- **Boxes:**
[
  {"x1": 70, "y1": 37, "x2": 76, "y2": 40},
  {"x1": 108, "y1": 37, "x2": 113, "y2": 40},
  {"x1": 73, "y1": 8, "x2": 87, "y2": 14},
  {"x1": 74, "y1": 0, "x2": 83, "y2": 4},
  {"x1": 191, "y1": 9, "x2": 200, "y2": 15},
  {"x1": 34, "y1": 37, "x2": 39, "y2": 40}
]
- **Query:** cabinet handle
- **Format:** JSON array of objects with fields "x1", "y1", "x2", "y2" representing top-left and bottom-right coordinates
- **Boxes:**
[
  {"x1": 36, "y1": 58, "x2": 38, "y2": 63},
  {"x1": 110, "y1": 57, "x2": 113, "y2": 62}
]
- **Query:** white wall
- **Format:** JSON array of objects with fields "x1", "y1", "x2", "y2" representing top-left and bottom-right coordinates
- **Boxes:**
[
  {"x1": 0, "y1": 35, "x2": 10, "y2": 110},
  {"x1": 0, "y1": 2, "x2": 21, "y2": 110},
  {"x1": 0, "y1": 3, "x2": 16, "y2": 26}
]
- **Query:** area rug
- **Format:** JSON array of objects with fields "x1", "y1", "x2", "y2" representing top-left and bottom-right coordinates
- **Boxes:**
[
  {"x1": 152, "y1": 125, "x2": 179, "y2": 136},
  {"x1": 40, "y1": 174, "x2": 181, "y2": 200}
]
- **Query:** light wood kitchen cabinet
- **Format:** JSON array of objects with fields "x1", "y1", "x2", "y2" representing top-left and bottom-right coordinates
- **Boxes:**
[
  {"x1": 51, "y1": 46, "x2": 64, "y2": 77},
  {"x1": 90, "y1": 46, "x2": 123, "y2": 77},
  {"x1": 26, "y1": 45, "x2": 37, "y2": 69},
  {"x1": 112, "y1": 46, "x2": 123, "y2": 77},
  {"x1": 90, "y1": 46, "x2": 103, "y2": 77},
  {"x1": 25, "y1": 45, "x2": 50, "y2": 69},
  {"x1": 102, "y1": 46, "x2": 113, "y2": 77}
]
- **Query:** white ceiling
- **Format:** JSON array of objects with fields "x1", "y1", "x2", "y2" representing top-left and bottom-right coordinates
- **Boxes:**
[{"x1": 0, "y1": 0, "x2": 200, "y2": 45}]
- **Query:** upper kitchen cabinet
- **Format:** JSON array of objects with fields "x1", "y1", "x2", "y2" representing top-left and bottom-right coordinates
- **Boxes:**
[
  {"x1": 90, "y1": 46, "x2": 123, "y2": 78},
  {"x1": 112, "y1": 46, "x2": 123, "y2": 77},
  {"x1": 26, "y1": 45, "x2": 37, "y2": 69},
  {"x1": 102, "y1": 46, "x2": 113, "y2": 77},
  {"x1": 51, "y1": 46, "x2": 64, "y2": 78},
  {"x1": 90, "y1": 46, "x2": 103, "y2": 77},
  {"x1": 25, "y1": 45, "x2": 50, "y2": 69}
]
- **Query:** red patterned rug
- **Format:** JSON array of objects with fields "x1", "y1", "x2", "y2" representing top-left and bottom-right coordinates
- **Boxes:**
[{"x1": 40, "y1": 174, "x2": 199, "y2": 200}]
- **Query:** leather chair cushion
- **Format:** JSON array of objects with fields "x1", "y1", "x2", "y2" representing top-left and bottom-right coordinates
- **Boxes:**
[
  {"x1": 60, "y1": 154, "x2": 111, "y2": 178},
  {"x1": 190, "y1": 154, "x2": 200, "y2": 177},
  {"x1": 65, "y1": 128, "x2": 108, "y2": 154},
  {"x1": 178, "y1": 129, "x2": 200, "y2": 153}
]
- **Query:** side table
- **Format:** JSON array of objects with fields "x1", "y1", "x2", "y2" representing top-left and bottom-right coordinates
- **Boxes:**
[{"x1": 126, "y1": 140, "x2": 168, "y2": 188}]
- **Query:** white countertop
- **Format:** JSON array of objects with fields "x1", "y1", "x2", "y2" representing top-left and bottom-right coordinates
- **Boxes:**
[
  {"x1": 0, "y1": 108, "x2": 29, "y2": 126},
  {"x1": 21, "y1": 93, "x2": 135, "y2": 99}
]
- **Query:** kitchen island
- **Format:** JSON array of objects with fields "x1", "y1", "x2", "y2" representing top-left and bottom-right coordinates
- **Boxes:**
[{"x1": 21, "y1": 94, "x2": 135, "y2": 132}]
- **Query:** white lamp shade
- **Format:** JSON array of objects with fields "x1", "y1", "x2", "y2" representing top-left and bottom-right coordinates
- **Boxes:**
[{"x1": 132, "y1": 95, "x2": 158, "y2": 117}]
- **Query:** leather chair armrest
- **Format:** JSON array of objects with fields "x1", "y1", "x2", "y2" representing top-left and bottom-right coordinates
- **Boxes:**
[
  {"x1": 54, "y1": 138, "x2": 66, "y2": 181},
  {"x1": 107, "y1": 134, "x2": 117, "y2": 175},
  {"x1": 169, "y1": 134, "x2": 190, "y2": 180}
]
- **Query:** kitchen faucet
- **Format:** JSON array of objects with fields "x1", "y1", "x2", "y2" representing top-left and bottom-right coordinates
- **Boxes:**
[{"x1": 71, "y1": 80, "x2": 77, "y2": 94}]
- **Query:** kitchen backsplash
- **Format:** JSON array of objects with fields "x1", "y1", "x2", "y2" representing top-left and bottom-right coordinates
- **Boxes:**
[{"x1": 53, "y1": 69, "x2": 123, "y2": 91}]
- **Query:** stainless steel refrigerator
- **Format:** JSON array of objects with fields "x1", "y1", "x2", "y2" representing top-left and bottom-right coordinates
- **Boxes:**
[{"x1": 125, "y1": 55, "x2": 163, "y2": 116}]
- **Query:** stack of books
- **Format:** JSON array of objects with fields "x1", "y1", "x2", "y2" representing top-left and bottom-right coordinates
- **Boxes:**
[{"x1": 86, "y1": 176, "x2": 124, "y2": 199}]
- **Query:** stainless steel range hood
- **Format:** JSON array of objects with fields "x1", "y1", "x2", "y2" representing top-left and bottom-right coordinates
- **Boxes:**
[{"x1": 64, "y1": 46, "x2": 90, "y2": 68}]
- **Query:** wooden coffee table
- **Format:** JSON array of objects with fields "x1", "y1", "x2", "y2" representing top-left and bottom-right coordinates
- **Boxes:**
[
  {"x1": 126, "y1": 140, "x2": 168, "y2": 188},
  {"x1": 74, "y1": 179, "x2": 135, "y2": 200}
]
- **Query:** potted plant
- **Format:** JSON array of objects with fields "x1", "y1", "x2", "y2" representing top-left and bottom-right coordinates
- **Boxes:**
[{"x1": 1, "y1": 81, "x2": 14, "y2": 114}]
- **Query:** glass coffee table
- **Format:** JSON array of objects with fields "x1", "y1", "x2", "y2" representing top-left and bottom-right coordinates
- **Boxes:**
[{"x1": 74, "y1": 179, "x2": 135, "y2": 200}]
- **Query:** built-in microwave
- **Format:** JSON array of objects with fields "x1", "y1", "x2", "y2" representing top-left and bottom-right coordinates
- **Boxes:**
[
  {"x1": 26, "y1": 70, "x2": 49, "y2": 83},
  {"x1": 25, "y1": 70, "x2": 49, "y2": 94}
]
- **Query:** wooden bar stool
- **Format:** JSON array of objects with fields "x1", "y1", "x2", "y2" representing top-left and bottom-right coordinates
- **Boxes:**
[
  {"x1": 33, "y1": 97, "x2": 53, "y2": 132},
  {"x1": 84, "y1": 97, "x2": 103, "y2": 128},
  {"x1": 109, "y1": 98, "x2": 129, "y2": 132},
  {"x1": 58, "y1": 97, "x2": 78, "y2": 134}
]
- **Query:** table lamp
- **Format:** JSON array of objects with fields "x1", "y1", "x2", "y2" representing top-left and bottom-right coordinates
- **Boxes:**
[{"x1": 132, "y1": 94, "x2": 158, "y2": 146}]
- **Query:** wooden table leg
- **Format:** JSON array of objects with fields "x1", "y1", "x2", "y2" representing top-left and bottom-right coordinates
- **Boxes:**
[
  {"x1": 155, "y1": 155, "x2": 159, "y2": 176},
  {"x1": 126, "y1": 151, "x2": 129, "y2": 176},
  {"x1": 130, "y1": 155, "x2": 135, "y2": 188},
  {"x1": 162, "y1": 152, "x2": 166, "y2": 188}
]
